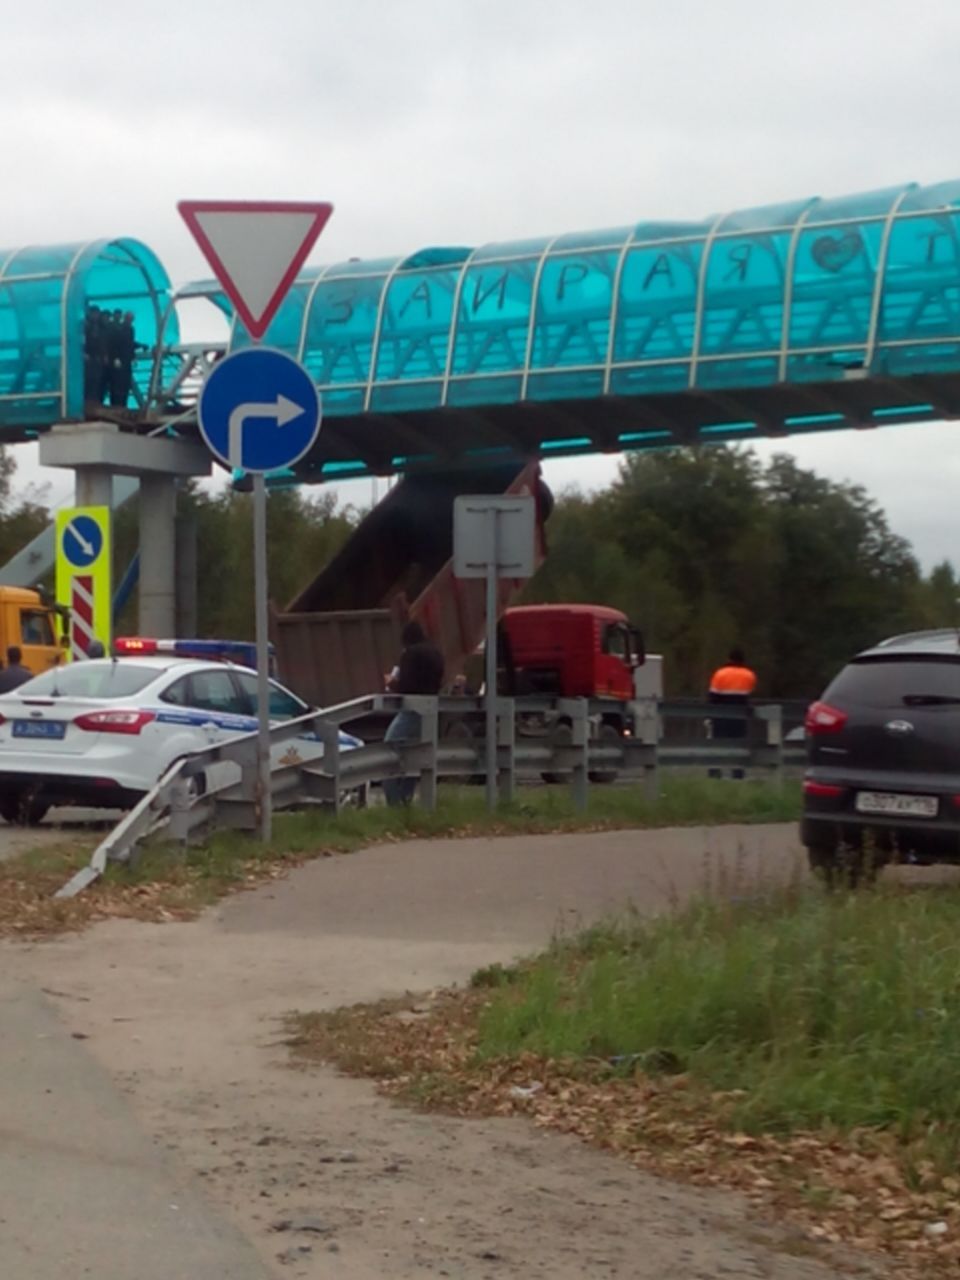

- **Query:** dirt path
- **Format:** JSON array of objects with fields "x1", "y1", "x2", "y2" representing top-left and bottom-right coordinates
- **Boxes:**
[{"x1": 4, "y1": 824, "x2": 881, "y2": 1278}]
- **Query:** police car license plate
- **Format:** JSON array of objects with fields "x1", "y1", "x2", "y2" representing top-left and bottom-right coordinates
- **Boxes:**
[
  {"x1": 13, "y1": 720, "x2": 66, "y2": 740},
  {"x1": 855, "y1": 791, "x2": 938, "y2": 818}
]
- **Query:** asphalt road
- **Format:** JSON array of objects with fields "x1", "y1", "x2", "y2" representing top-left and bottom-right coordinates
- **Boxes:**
[
  {"x1": 0, "y1": 978, "x2": 271, "y2": 1280},
  {"x1": 10, "y1": 819, "x2": 946, "y2": 1278}
]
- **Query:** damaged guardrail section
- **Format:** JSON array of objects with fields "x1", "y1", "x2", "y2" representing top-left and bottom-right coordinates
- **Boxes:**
[{"x1": 57, "y1": 695, "x2": 796, "y2": 898}]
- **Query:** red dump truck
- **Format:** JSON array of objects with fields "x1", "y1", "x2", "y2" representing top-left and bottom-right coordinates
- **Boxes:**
[
  {"x1": 270, "y1": 461, "x2": 551, "y2": 709},
  {"x1": 271, "y1": 461, "x2": 646, "y2": 779}
]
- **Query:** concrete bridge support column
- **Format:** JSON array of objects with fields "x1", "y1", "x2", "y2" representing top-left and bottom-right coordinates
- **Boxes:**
[
  {"x1": 39, "y1": 422, "x2": 212, "y2": 640},
  {"x1": 139, "y1": 476, "x2": 177, "y2": 635},
  {"x1": 74, "y1": 468, "x2": 113, "y2": 510},
  {"x1": 175, "y1": 512, "x2": 198, "y2": 637}
]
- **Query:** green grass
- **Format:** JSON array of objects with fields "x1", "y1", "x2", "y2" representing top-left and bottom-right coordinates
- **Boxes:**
[
  {"x1": 475, "y1": 884, "x2": 960, "y2": 1171},
  {"x1": 115, "y1": 776, "x2": 799, "y2": 892}
]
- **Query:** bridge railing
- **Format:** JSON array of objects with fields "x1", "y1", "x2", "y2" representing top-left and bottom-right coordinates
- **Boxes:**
[{"x1": 56, "y1": 693, "x2": 806, "y2": 898}]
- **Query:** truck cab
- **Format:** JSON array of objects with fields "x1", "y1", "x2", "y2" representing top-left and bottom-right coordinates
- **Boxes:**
[
  {"x1": 0, "y1": 587, "x2": 64, "y2": 675},
  {"x1": 492, "y1": 603, "x2": 644, "y2": 783},
  {"x1": 500, "y1": 604, "x2": 643, "y2": 706}
]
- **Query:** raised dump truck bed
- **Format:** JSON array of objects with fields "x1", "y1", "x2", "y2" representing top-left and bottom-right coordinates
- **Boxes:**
[{"x1": 271, "y1": 461, "x2": 549, "y2": 709}]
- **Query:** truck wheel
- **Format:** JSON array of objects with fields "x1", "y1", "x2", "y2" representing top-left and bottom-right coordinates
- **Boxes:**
[
  {"x1": 588, "y1": 724, "x2": 622, "y2": 785},
  {"x1": 541, "y1": 723, "x2": 573, "y2": 784}
]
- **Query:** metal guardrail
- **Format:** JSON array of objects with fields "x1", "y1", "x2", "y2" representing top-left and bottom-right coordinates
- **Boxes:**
[{"x1": 56, "y1": 694, "x2": 804, "y2": 898}]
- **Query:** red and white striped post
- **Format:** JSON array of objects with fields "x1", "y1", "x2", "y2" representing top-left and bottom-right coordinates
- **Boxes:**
[{"x1": 70, "y1": 575, "x2": 96, "y2": 660}]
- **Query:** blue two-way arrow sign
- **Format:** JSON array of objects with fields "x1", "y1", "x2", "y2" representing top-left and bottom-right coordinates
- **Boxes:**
[{"x1": 198, "y1": 348, "x2": 322, "y2": 474}]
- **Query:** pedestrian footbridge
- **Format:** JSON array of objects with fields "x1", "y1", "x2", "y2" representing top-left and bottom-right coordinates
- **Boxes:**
[{"x1": 3, "y1": 179, "x2": 960, "y2": 481}]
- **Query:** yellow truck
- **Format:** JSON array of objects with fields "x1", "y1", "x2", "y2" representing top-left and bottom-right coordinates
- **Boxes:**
[{"x1": 0, "y1": 586, "x2": 65, "y2": 675}]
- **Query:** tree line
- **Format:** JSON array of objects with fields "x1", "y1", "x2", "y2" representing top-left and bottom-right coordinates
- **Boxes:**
[
  {"x1": 522, "y1": 448, "x2": 957, "y2": 698},
  {"x1": 1, "y1": 445, "x2": 956, "y2": 701}
]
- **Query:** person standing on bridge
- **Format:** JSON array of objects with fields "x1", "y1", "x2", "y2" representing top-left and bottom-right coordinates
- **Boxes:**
[
  {"x1": 383, "y1": 621, "x2": 444, "y2": 806},
  {"x1": 108, "y1": 311, "x2": 137, "y2": 408},
  {"x1": 83, "y1": 305, "x2": 107, "y2": 406}
]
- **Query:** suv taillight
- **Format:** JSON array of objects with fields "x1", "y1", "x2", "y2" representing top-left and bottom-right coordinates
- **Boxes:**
[
  {"x1": 803, "y1": 779, "x2": 845, "y2": 798},
  {"x1": 74, "y1": 709, "x2": 156, "y2": 735},
  {"x1": 805, "y1": 701, "x2": 848, "y2": 735}
]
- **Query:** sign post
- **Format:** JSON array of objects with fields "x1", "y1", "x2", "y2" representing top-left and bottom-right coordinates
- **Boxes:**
[
  {"x1": 252, "y1": 474, "x2": 271, "y2": 829},
  {"x1": 483, "y1": 508, "x2": 499, "y2": 810},
  {"x1": 179, "y1": 200, "x2": 331, "y2": 840},
  {"x1": 453, "y1": 496, "x2": 536, "y2": 810}
]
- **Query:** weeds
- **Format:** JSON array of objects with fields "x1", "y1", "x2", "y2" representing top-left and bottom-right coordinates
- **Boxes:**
[
  {"x1": 476, "y1": 883, "x2": 960, "y2": 1169},
  {"x1": 289, "y1": 881, "x2": 960, "y2": 1273}
]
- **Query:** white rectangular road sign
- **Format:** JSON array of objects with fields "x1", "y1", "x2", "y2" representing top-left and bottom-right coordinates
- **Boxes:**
[
  {"x1": 453, "y1": 495, "x2": 536, "y2": 580},
  {"x1": 453, "y1": 494, "x2": 536, "y2": 813}
]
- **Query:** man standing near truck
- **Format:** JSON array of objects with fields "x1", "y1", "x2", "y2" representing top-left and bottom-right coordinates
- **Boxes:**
[
  {"x1": 0, "y1": 646, "x2": 33, "y2": 692},
  {"x1": 708, "y1": 647, "x2": 757, "y2": 779},
  {"x1": 709, "y1": 648, "x2": 757, "y2": 706},
  {"x1": 383, "y1": 621, "x2": 445, "y2": 806}
]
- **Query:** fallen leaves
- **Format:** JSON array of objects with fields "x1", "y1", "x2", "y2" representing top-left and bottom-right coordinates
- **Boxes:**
[
  {"x1": 0, "y1": 863, "x2": 197, "y2": 938},
  {"x1": 288, "y1": 991, "x2": 960, "y2": 1280},
  {"x1": 0, "y1": 842, "x2": 312, "y2": 940}
]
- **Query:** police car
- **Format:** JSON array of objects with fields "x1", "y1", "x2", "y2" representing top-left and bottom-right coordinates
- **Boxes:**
[{"x1": 0, "y1": 637, "x2": 361, "y2": 825}]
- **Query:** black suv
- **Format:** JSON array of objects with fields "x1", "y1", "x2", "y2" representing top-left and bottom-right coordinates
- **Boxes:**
[{"x1": 802, "y1": 629, "x2": 960, "y2": 878}]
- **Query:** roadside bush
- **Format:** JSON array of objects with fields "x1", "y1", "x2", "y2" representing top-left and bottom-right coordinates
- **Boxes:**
[{"x1": 476, "y1": 884, "x2": 960, "y2": 1167}]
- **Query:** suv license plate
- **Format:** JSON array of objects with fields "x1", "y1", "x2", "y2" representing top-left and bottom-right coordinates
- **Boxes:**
[{"x1": 856, "y1": 791, "x2": 938, "y2": 818}]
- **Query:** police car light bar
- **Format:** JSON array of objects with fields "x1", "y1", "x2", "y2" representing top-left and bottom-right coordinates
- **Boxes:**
[{"x1": 115, "y1": 637, "x2": 276, "y2": 669}]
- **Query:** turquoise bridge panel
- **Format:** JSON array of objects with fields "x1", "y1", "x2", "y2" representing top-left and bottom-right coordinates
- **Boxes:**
[
  {"x1": 220, "y1": 179, "x2": 960, "y2": 478},
  {"x1": 0, "y1": 239, "x2": 175, "y2": 429},
  {"x1": 4, "y1": 181, "x2": 960, "y2": 480},
  {"x1": 242, "y1": 180, "x2": 960, "y2": 398}
]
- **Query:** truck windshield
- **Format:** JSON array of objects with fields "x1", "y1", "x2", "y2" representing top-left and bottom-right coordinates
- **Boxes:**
[
  {"x1": 603, "y1": 625, "x2": 630, "y2": 660},
  {"x1": 21, "y1": 610, "x2": 54, "y2": 646}
]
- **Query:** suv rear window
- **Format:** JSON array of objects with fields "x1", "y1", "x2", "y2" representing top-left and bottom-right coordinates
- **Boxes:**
[
  {"x1": 825, "y1": 656, "x2": 960, "y2": 708},
  {"x1": 17, "y1": 662, "x2": 159, "y2": 700}
]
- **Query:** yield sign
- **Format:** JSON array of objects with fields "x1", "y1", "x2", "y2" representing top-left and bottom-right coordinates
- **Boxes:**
[{"x1": 177, "y1": 200, "x2": 333, "y2": 339}]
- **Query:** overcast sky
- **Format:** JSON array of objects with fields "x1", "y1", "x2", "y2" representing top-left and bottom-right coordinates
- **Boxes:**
[{"x1": 6, "y1": 0, "x2": 960, "y2": 566}]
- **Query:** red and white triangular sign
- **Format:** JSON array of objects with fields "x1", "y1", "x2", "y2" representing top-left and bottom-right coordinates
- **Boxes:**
[{"x1": 177, "y1": 200, "x2": 333, "y2": 339}]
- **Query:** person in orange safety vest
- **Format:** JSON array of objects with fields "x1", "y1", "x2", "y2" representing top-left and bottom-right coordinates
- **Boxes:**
[{"x1": 708, "y1": 648, "x2": 757, "y2": 754}]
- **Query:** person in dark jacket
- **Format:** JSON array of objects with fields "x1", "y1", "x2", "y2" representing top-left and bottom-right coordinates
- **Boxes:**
[
  {"x1": 383, "y1": 620, "x2": 444, "y2": 806},
  {"x1": 83, "y1": 305, "x2": 105, "y2": 405},
  {"x1": 0, "y1": 646, "x2": 33, "y2": 693},
  {"x1": 108, "y1": 311, "x2": 136, "y2": 408}
]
